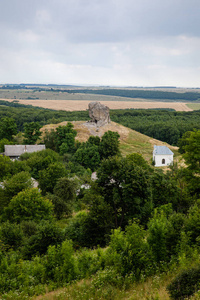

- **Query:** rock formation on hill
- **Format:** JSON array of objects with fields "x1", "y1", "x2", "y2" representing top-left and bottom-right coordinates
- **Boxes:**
[{"x1": 88, "y1": 101, "x2": 110, "y2": 127}]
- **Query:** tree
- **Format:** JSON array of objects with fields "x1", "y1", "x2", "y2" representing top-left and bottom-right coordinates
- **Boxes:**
[
  {"x1": 38, "y1": 162, "x2": 68, "y2": 194},
  {"x1": 0, "y1": 155, "x2": 12, "y2": 181},
  {"x1": 73, "y1": 144, "x2": 101, "y2": 171},
  {"x1": 0, "y1": 221, "x2": 24, "y2": 251},
  {"x1": 182, "y1": 130, "x2": 200, "y2": 197},
  {"x1": 96, "y1": 156, "x2": 152, "y2": 228},
  {"x1": 22, "y1": 220, "x2": 64, "y2": 258},
  {"x1": 183, "y1": 129, "x2": 200, "y2": 173},
  {"x1": 0, "y1": 117, "x2": 17, "y2": 141},
  {"x1": 23, "y1": 122, "x2": 42, "y2": 144},
  {"x1": 178, "y1": 131, "x2": 192, "y2": 154},
  {"x1": 52, "y1": 177, "x2": 77, "y2": 218},
  {"x1": 147, "y1": 205, "x2": 185, "y2": 263},
  {"x1": 20, "y1": 149, "x2": 60, "y2": 179},
  {"x1": 99, "y1": 131, "x2": 120, "y2": 159},
  {"x1": 2, "y1": 171, "x2": 33, "y2": 207},
  {"x1": 0, "y1": 138, "x2": 13, "y2": 152},
  {"x1": 43, "y1": 123, "x2": 77, "y2": 154},
  {"x1": 3, "y1": 188, "x2": 54, "y2": 223},
  {"x1": 55, "y1": 123, "x2": 76, "y2": 152}
]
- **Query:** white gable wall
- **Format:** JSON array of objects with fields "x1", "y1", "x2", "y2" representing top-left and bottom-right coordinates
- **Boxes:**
[{"x1": 153, "y1": 154, "x2": 173, "y2": 167}]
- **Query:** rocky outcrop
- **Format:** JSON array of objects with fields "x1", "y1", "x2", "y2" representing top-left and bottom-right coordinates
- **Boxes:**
[{"x1": 88, "y1": 101, "x2": 110, "y2": 127}]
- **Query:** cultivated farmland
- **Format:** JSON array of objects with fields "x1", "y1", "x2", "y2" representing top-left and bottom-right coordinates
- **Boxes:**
[{"x1": 4, "y1": 99, "x2": 193, "y2": 111}]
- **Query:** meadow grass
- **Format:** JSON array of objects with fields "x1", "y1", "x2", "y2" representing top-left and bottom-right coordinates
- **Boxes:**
[{"x1": 186, "y1": 103, "x2": 200, "y2": 110}]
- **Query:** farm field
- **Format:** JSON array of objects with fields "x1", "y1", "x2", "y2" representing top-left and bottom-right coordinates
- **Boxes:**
[
  {"x1": 4, "y1": 98, "x2": 193, "y2": 111},
  {"x1": 186, "y1": 102, "x2": 200, "y2": 110}
]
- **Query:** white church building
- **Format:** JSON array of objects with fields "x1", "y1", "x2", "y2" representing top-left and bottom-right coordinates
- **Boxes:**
[{"x1": 153, "y1": 145, "x2": 174, "y2": 167}]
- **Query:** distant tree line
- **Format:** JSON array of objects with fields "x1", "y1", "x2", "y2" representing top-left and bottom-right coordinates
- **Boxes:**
[
  {"x1": 65, "y1": 88, "x2": 200, "y2": 101},
  {"x1": 1, "y1": 86, "x2": 200, "y2": 101}
]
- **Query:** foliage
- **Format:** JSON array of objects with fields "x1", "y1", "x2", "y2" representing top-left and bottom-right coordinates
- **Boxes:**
[
  {"x1": 151, "y1": 170, "x2": 180, "y2": 210},
  {"x1": 22, "y1": 220, "x2": 65, "y2": 258},
  {"x1": 52, "y1": 177, "x2": 77, "y2": 218},
  {"x1": 3, "y1": 171, "x2": 33, "y2": 197},
  {"x1": 81, "y1": 193, "x2": 114, "y2": 247},
  {"x1": 66, "y1": 88, "x2": 200, "y2": 101},
  {"x1": 23, "y1": 122, "x2": 42, "y2": 144},
  {"x1": 147, "y1": 205, "x2": 185, "y2": 263},
  {"x1": 0, "y1": 221, "x2": 24, "y2": 251},
  {"x1": 64, "y1": 211, "x2": 89, "y2": 248},
  {"x1": 73, "y1": 144, "x2": 101, "y2": 171},
  {"x1": 2, "y1": 188, "x2": 54, "y2": 223},
  {"x1": 99, "y1": 131, "x2": 120, "y2": 159},
  {"x1": 96, "y1": 155, "x2": 152, "y2": 228},
  {"x1": 167, "y1": 266, "x2": 200, "y2": 299},
  {"x1": 107, "y1": 221, "x2": 152, "y2": 279},
  {"x1": 183, "y1": 129, "x2": 200, "y2": 172},
  {"x1": 38, "y1": 162, "x2": 68, "y2": 194},
  {"x1": 0, "y1": 117, "x2": 17, "y2": 141},
  {"x1": 178, "y1": 130, "x2": 192, "y2": 154},
  {"x1": 111, "y1": 109, "x2": 200, "y2": 145},
  {"x1": 0, "y1": 155, "x2": 12, "y2": 180},
  {"x1": 20, "y1": 148, "x2": 60, "y2": 179},
  {"x1": 0, "y1": 138, "x2": 13, "y2": 152},
  {"x1": 43, "y1": 123, "x2": 77, "y2": 154},
  {"x1": 184, "y1": 200, "x2": 200, "y2": 245}
]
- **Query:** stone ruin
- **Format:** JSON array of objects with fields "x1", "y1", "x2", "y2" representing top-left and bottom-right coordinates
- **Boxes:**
[{"x1": 88, "y1": 101, "x2": 110, "y2": 127}]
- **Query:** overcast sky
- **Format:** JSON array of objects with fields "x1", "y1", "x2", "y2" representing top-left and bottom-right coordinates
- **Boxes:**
[{"x1": 0, "y1": 0, "x2": 200, "y2": 87}]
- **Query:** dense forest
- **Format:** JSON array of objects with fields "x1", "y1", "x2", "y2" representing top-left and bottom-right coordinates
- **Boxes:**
[
  {"x1": 0, "y1": 102, "x2": 200, "y2": 299},
  {"x1": 65, "y1": 88, "x2": 200, "y2": 101}
]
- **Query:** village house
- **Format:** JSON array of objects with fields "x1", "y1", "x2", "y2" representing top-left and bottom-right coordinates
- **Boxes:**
[
  {"x1": 4, "y1": 145, "x2": 46, "y2": 160},
  {"x1": 153, "y1": 145, "x2": 174, "y2": 167}
]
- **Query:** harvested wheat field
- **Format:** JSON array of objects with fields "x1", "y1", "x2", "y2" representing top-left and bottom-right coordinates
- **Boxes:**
[{"x1": 4, "y1": 99, "x2": 193, "y2": 111}]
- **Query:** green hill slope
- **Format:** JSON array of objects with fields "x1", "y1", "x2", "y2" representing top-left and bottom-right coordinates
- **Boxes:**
[{"x1": 41, "y1": 120, "x2": 180, "y2": 164}]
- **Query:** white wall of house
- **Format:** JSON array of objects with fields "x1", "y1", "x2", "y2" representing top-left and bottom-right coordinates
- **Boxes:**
[{"x1": 153, "y1": 154, "x2": 173, "y2": 167}]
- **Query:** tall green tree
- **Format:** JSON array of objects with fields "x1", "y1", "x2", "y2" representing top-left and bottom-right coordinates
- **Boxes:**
[
  {"x1": 51, "y1": 177, "x2": 77, "y2": 219},
  {"x1": 43, "y1": 123, "x2": 77, "y2": 154},
  {"x1": 2, "y1": 188, "x2": 54, "y2": 223},
  {"x1": 73, "y1": 144, "x2": 100, "y2": 171},
  {"x1": 0, "y1": 117, "x2": 17, "y2": 141},
  {"x1": 96, "y1": 155, "x2": 152, "y2": 228},
  {"x1": 23, "y1": 122, "x2": 42, "y2": 144},
  {"x1": 1, "y1": 171, "x2": 33, "y2": 208},
  {"x1": 99, "y1": 131, "x2": 120, "y2": 159},
  {"x1": 38, "y1": 162, "x2": 68, "y2": 194},
  {"x1": 182, "y1": 130, "x2": 200, "y2": 197}
]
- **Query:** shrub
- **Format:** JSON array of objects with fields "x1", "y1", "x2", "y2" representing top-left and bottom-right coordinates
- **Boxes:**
[
  {"x1": 167, "y1": 266, "x2": 200, "y2": 299},
  {"x1": 22, "y1": 220, "x2": 65, "y2": 258},
  {"x1": 2, "y1": 188, "x2": 54, "y2": 223}
]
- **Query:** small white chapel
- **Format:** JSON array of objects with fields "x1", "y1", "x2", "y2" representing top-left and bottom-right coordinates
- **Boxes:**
[{"x1": 153, "y1": 145, "x2": 174, "y2": 167}]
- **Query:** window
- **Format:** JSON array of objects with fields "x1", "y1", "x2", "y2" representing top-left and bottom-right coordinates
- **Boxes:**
[{"x1": 162, "y1": 158, "x2": 165, "y2": 164}]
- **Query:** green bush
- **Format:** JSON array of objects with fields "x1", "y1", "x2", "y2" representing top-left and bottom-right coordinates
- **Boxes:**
[
  {"x1": 22, "y1": 220, "x2": 65, "y2": 258},
  {"x1": 167, "y1": 266, "x2": 200, "y2": 299},
  {"x1": 0, "y1": 221, "x2": 24, "y2": 251},
  {"x1": 2, "y1": 188, "x2": 54, "y2": 223}
]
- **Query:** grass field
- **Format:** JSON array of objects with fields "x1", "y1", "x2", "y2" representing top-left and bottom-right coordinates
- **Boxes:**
[
  {"x1": 4, "y1": 98, "x2": 193, "y2": 111},
  {"x1": 186, "y1": 102, "x2": 200, "y2": 110}
]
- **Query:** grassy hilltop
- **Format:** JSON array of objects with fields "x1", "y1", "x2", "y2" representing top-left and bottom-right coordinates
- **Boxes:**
[{"x1": 41, "y1": 120, "x2": 180, "y2": 164}]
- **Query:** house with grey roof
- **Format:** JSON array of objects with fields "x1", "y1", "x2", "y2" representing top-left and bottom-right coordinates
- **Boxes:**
[
  {"x1": 4, "y1": 145, "x2": 46, "y2": 160},
  {"x1": 153, "y1": 145, "x2": 174, "y2": 167}
]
